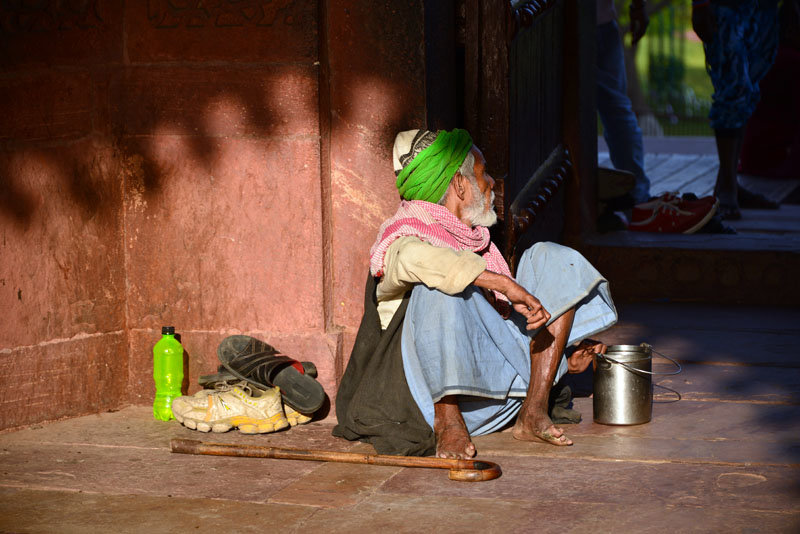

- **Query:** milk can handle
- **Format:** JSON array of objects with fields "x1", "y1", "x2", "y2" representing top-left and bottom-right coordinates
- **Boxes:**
[{"x1": 596, "y1": 345, "x2": 682, "y2": 376}]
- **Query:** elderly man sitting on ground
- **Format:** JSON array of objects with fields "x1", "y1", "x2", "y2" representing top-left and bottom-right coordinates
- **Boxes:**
[{"x1": 333, "y1": 128, "x2": 618, "y2": 459}]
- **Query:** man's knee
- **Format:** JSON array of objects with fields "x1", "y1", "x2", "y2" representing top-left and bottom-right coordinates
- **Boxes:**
[
  {"x1": 410, "y1": 286, "x2": 482, "y2": 327},
  {"x1": 525, "y1": 241, "x2": 582, "y2": 262}
]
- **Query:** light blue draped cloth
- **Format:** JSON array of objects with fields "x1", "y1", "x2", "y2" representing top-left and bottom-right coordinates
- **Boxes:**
[{"x1": 401, "y1": 242, "x2": 618, "y2": 436}]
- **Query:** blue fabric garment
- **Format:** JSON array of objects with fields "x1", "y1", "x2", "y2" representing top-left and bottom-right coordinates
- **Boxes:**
[
  {"x1": 596, "y1": 20, "x2": 651, "y2": 204},
  {"x1": 401, "y1": 242, "x2": 618, "y2": 436},
  {"x1": 705, "y1": 0, "x2": 779, "y2": 130}
]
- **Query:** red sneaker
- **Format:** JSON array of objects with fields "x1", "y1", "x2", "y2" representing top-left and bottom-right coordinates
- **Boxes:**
[
  {"x1": 657, "y1": 191, "x2": 718, "y2": 212},
  {"x1": 629, "y1": 197, "x2": 717, "y2": 234}
]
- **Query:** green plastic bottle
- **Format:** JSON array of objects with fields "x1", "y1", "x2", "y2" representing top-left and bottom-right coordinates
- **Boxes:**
[{"x1": 152, "y1": 326, "x2": 184, "y2": 421}]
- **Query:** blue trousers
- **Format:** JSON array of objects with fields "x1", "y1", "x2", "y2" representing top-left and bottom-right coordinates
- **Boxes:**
[
  {"x1": 705, "y1": 0, "x2": 779, "y2": 131},
  {"x1": 596, "y1": 20, "x2": 651, "y2": 204},
  {"x1": 401, "y1": 242, "x2": 618, "y2": 436}
]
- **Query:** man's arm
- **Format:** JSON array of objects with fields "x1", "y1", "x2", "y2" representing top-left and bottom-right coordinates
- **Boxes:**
[
  {"x1": 473, "y1": 270, "x2": 550, "y2": 330},
  {"x1": 379, "y1": 236, "x2": 550, "y2": 329},
  {"x1": 378, "y1": 236, "x2": 487, "y2": 299}
]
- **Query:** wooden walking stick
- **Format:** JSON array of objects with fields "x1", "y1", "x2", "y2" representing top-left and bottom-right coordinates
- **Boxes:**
[{"x1": 170, "y1": 438, "x2": 501, "y2": 482}]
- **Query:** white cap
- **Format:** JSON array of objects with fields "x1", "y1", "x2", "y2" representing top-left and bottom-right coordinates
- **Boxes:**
[{"x1": 392, "y1": 129, "x2": 437, "y2": 175}]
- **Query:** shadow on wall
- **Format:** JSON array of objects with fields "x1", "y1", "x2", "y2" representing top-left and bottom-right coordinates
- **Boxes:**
[
  {"x1": 0, "y1": 1, "x2": 416, "y2": 227},
  {"x1": 0, "y1": 1, "x2": 425, "y2": 418},
  {"x1": 0, "y1": 148, "x2": 116, "y2": 230}
]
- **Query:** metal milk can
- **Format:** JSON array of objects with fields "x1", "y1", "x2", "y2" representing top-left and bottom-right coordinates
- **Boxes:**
[{"x1": 593, "y1": 343, "x2": 681, "y2": 425}]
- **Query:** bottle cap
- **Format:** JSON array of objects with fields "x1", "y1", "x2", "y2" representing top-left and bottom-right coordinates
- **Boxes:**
[{"x1": 162, "y1": 326, "x2": 175, "y2": 335}]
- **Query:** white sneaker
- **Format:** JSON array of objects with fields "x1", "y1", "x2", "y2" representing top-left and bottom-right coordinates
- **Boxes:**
[
  {"x1": 284, "y1": 404, "x2": 312, "y2": 427},
  {"x1": 172, "y1": 383, "x2": 289, "y2": 434}
]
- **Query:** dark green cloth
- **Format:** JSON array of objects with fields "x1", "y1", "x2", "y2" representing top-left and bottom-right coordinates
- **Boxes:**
[
  {"x1": 549, "y1": 383, "x2": 582, "y2": 424},
  {"x1": 332, "y1": 274, "x2": 436, "y2": 456}
]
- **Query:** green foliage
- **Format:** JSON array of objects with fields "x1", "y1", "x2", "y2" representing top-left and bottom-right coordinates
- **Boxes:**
[{"x1": 627, "y1": 0, "x2": 714, "y2": 135}]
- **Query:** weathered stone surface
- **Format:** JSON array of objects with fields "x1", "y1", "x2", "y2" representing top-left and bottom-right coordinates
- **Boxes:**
[
  {"x1": 124, "y1": 0, "x2": 317, "y2": 63},
  {"x1": 0, "y1": 72, "x2": 94, "y2": 143},
  {"x1": 0, "y1": 334, "x2": 127, "y2": 430},
  {"x1": 381, "y1": 456, "x2": 800, "y2": 513},
  {"x1": 0, "y1": 406, "x2": 346, "y2": 452},
  {"x1": 592, "y1": 302, "x2": 800, "y2": 367},
  {"x1": 301, "y1": 493, "x2": 800, "y2": 534},
  {"x1": 0, "y1": 488, "x2": 317, "y2": 534},
  {"x1": 654, "y1": 363, "x2": 800, "y2": 404},
  {"x1": 0, "y1": 138, "x2": 125, "y2": 349},
  {"x1": 327, "y1": 0, "x2": 427, "y2": 330},
  {"x1": 3, "y1": 487, "x2": 798, "y2": 533},
  {"x1": 471, "y1": 397, "x2": 800, "y2": 466},
  {"x1": 120, "y1": 136, "x2": 324, "y2": 334},
  {"x1": 595, "y1": 325, "x2": 797, "y2": 367},
  {"x1": 270, "y1": 461, "x2": 401, "y2": 508},
  {"x1": 336, "y1": 329, "x2": 359, "y2": 390},
  {"x1": 0, "y1": 1, "x2": 124, "y2": 69},
  {"x1": 330, "y1": 132, "x2": 407, "y2": 329},
  {"x1": 0, "y1": 442, "x2": 318, "y2": 503},
  {"x1": 112, "y1": 66, "x2": 319, "y2": 138}
]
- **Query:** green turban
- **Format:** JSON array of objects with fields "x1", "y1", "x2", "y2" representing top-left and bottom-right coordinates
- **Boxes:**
[{"x1": 394, "y1": 128, "x2": 473, "y2": 203}]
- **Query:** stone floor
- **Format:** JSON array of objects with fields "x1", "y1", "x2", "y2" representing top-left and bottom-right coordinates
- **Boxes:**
[{"x1": 1, "y1": 302, "x2": 799, "y2": 533}]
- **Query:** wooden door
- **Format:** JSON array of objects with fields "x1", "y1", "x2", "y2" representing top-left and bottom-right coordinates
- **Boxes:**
[{"x1": 459, "y1": 0, "x2": 596, "y2": 270}]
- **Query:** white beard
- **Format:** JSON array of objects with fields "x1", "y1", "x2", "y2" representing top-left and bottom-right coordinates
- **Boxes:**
[{"x1": 464, "y1": 184, "x2": 498, "y2": 228}]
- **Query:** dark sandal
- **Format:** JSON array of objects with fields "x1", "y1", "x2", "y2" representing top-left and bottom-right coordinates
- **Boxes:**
[
  {"x1": 217, "y1": 335, "x2": 325, "y2": 414},
  {"x1": 718, "y1": 203, "x2": 742, "y2": 220},
  {"x1": 199, "y1": 361, "x2": 318, "y2": 388},
  {"x1": 738, "y1": 187, "x2": 779, "y2": 210}
]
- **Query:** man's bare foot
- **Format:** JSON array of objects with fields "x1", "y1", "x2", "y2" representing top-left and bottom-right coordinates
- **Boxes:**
[
  {"x1": 435, "y1": 422, "x2": 477, "y2": 459},
  {"x1": 567, "y1": 339, "x2": 607, "y2": 374},
  {"x1": 434, "y1": 396, "x2": 476, "y2": 459},
  {"x1": 512, "y1": 412, "x2": 573, "y2": 446}
]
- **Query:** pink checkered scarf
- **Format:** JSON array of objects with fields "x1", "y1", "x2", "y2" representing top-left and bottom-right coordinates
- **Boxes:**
[{"x1": 369, "y1": 200, "x2": 513, "y2": 301}]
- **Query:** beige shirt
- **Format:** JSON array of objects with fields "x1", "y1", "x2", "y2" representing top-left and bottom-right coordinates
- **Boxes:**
[{"x1": 376, "y1": 236, "x2": 487, "y2": 329}]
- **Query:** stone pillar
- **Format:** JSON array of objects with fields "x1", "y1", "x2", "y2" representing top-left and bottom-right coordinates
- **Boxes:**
[
  {"x1": 118, "y1": 1, "x2": 334, "y2": 404},
  {"x1": 0, "y1": 1, "x2": 127, "y2": 428},
  {"x1": 324, "y1": 0, "x2": 428, "y2": 383},
  {"x1": 0, "y1": 0, "x2": 434, "y2": 428}
]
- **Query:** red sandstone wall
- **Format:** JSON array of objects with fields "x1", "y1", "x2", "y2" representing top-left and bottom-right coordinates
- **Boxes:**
[
  {"x1": 117, "y1": 1, "x2": 330, "y2": 407},
  {"x1": 0, "y1": 0, "x2": 426, "y2": 429},
  {"x1": 326, "y1": 1, "x2": 427, "y2": 377},
  {"x1": 0, "y1": 3, "x2": 128, "y2": 429}
]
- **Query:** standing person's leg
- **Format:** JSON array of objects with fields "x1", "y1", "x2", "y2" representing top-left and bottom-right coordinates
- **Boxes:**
[
  {"x1": 706, "y1": 0, "x2": 779, "y2": 218},
  {"x1": 596, "y1": 20, "x2": 650, "y2": 205},
  {"x1": 744, "y1": 0, "x2": 779, "y2": 107},
  {"x1": 706, "y1": 2, "x2": 746, "y2": 217},
  {"x1": 736, "y1": 0, "x2": 781, "y2": 207}
]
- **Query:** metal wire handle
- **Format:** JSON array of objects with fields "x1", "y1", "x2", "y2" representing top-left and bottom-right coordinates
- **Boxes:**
[
  {"x1": 653, "y1": 382, "x2": 682, "y2": 403},
  {"x1": 596, "y1": 344, "x2": 682, "y2": 377}
]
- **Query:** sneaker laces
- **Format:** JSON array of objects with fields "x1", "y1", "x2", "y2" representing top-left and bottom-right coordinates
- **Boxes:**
[
  {"x1": 655, "y1": 191, "x2": 682, "y2": 205},
  {"x1": 212, "y1": 380, "x2": 252, "y2": 394},
  {"x1": 631, "y1": 199, "x2": 691, "y2": 227},
  {"x1": 652, "y1": 200, "x2": 691, "y2": 215}
]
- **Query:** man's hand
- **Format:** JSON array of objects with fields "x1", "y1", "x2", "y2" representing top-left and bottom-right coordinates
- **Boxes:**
[
  {"x1": 629, "y1": 2, "x2": 649, "y2": 47},
  {"x1": 691, "y1": 2, "x2": 716, "y2": 43},
  {"x1": 480, "y1": 287, "x2": 512, "y2": 319},
  {"x1": 504, "y1": 280, "x2": 550, "y2": 330},
  {"x1": 474, "y1": 270, "x2": 550, "y2": 330}
]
